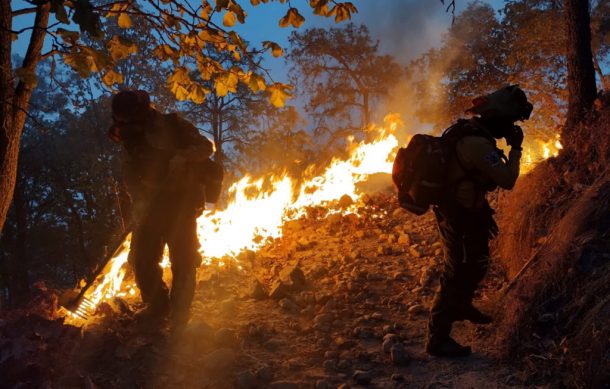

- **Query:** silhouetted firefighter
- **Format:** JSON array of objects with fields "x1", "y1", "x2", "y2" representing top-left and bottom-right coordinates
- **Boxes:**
[
  {"x1": 108, "y1": 90, "x2": 222, "y2": 328},
  {"x1": 392, "y1": 85, "x2": 533, "y2": 357}
]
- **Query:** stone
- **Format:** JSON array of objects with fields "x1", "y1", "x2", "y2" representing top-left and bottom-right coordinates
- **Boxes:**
[
  {"x1": 390, "y1": 343, "x2": 410, "y2": 366},
  {"x1": 434, "y1": 248, "x2": 444, "y2": 256},
  {"x1": 279, "y1": 263, "x2": 307, "y2": 290},
  {"x1": 263, "y1": 338, "x2": 283, "y2": 351},
  {"x1": 315, "y1": 379, "x2": 332, "y2": 389},
  {"x1": 204, "y1": 348, "x2": 235, "y2": 370},
  {"x1": 322, "y1": 359, "x2": 336, "y2": 370},
  {"x1": 248, "y1": 279, "x2": 267, "y2": 300},
  {"x1": 215, "y1": 327, "x2": 237, "y2": 346},
  {"x1": 409, "y1": 246, "x2": 421, "y2": 258},
  {"x1": 354, "y1": 230, "x2": 366, "y2": 239},
  {"x1": 352, "y1": 370, "x2": 372, "y2": 385},
  {"x1": 397, "y1": 233, "x2": 411, "y2": 245},
  {"x1": 391, "y1": 373, "x2": 404, "y2": 381},
  {"x1": 408, "y1": 304, "x2": 425, "y2": 316},
  {"x1": 269, "y1": 381, "x2": 302, "y2": 389},
  {"x1": 278, "y1": 298, "x2": 301, "y2": 314},
  {"x1": 339, "y1": 194, "x2": 354, "y2": 208},
  {"x1": 269, "y1": 280, "x2": 290, "y2": 299},
  {"x1": 256, "y1": 365, "x2": 274, "y2": 381},
  {"x1": 235, "y1": 370, "x2": 257, "y2": 388},
  {"x1": 392, "y1": 208, "x2": 405, "y2": 218}
]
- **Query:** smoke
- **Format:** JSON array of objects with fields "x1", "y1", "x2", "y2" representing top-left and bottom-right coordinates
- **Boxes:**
[{"x1": 353, "y1": 0, "x2": 455, "y2": 64}]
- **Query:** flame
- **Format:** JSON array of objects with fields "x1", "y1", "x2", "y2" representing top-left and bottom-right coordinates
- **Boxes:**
[
  {"x1": 63, "y1": 115, "x2": 563, "y2": 324},
  {"x1": 64, "y1": 115, "x2": 400, "y2": 323},
  {"x1": 521, "y1": 134, "x2": 563, "y2": 174}
]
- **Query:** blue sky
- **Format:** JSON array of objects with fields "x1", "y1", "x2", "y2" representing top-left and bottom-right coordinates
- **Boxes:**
[{"x1": 12, "y1": 0, "x2": 506, "y2": 83}]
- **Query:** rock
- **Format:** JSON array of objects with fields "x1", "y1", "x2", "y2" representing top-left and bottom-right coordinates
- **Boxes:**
[
  {"x1": 344, "y1": 213, "x2": 359, "y2": 225},
  {"x1": 382, "y1": 337, "x2": 397, "y2": 353},
  {"x1": 256, "y1": 365, "x2": 274, "y2": 381},
  {"x1": 204, "y1": 348, "x2": 235, "y2": 370},
  {"x1": 434, "y1": 247, "x2": 443, "y2": 256},
  {"x1": 269, "y1": 280, "x2": 290, "y2": 299},
  {"x1": 354, "y1": 230, "x2": 366, "y2": 239},
  {"x1": 408, "y1": 304, "x2": 425, "y2": 316},
  {"x1": 215, "y1": 327, "x2": 237, "y2": 346},
  {"x1": 419, "y1": 267, "x2": 438, "y2": 288},
  {"x1": 391, "y1": 373, "x2": 404, "y2": 381},
  {"x1": 334, "y1": 337, "x2": 357, "y2": 349},
  {"x1": 390, "y1": 343, "x2": 410, "y2": 366},
  {"x1": 269, "y1": 381, "x2": 302, "y2": 389},
  {"x1": 322, "y1": 359, "x2": 336, "y2": 370},
  {"x1": 235, "y1": 370, "x2": 257, "y2": 388},
  {"x1": 392, "y1": 208, "x2": 405, "y2": 218},
  {"x1": 263, "y1": 338, "x2": 283, "y2": 351},
  {"x1": 339, "y1": 194, "x2": 354, "y2": 208},
  {"x1": 315, "y1": 379, "x2": 332, "y2": 389},
  {"x1": 352, "y1": 370, "x2": 372, "y2": 385},
  {"x1": 248, "y1": 279, "x2": 267, "y2": 300},
  {"x1": 397, "y1": 233, "x2": 411, "y2": 245},
  {"x1": 353, "y1": 326, "x2": 374, "y2": 339},
  {"x1": 279, "y1": 263, "x2": 307, "y2": 290},
  {"x1": 324, "y1": 350, "x2": 339, "y2": 359},
  {"x1": 377, "y1": 245, "x2": 392, "y2": 256},
  {"x1": 327, "y1": 213, "x2": 343, "y2": 225},
  {"x1": 278, "y1": 298, "x2": 301, "y2": 314},
  {"x1": 409, "y1": 246, "x2": 421, "y2": 258}
]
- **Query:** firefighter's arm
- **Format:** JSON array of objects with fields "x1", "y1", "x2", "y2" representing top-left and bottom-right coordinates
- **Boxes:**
[{"x1": 459, "y1": 136, "x2": 522, "y2": 190}]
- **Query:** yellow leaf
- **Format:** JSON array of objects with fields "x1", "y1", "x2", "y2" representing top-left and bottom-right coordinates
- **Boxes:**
[
  {"x1": 279, "y1": 13, "x2": 290, "y2": 28},
  {"x1": 248, "y1": 73, "x2": 266, "y2": 93},
  {"x1": 223, "y1": 11, "x2": 236, "y2": 27},
  {"x1": 268, "y1": 83, "x2": 293, "y2": 107},
  {"x1": 118, "y1": 12, "x2": 132, "y2": 28},
  {"x1": 189, "y1": 84, "x2": 209, "y2": 104},
  {"x1": 106, "y1": 36, "x2": 137, "y2": 61},
  {"x1": 102, "y1": 70, "x2": 124, "y2": 86}
]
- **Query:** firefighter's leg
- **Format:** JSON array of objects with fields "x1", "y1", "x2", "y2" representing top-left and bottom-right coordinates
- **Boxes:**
[
  {"x1": 128, "y1": 219, "x2": 170, "y2": 313},
  {"x1": 166, "y1": 210, "x2": 201, "y2": 324},
  {"x1": 426, "y1": 211, "x2": 471, "y2": 357},
  {"x1": 428, "y1": 214, "x2": 464, "y2": 339}
]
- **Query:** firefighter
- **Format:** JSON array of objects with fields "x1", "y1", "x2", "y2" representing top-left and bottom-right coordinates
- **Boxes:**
[
  {"x1": 108, "y1": 90, "x2": 214, "y2": 327},
  {"x1": 426, "y1": 85, "x2": 533, "y2": 357}
]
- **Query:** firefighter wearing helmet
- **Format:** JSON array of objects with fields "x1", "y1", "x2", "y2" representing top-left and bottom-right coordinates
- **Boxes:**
[
  {"x1": 109, "y1": 90, "x2": 215, "y2": 328},
  {"x1": 426, "y1": 85, "x2": 533, "y2": 357}
]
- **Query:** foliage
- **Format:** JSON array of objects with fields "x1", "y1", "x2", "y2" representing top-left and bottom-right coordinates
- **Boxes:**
[{"x1": 23, "y1": 0, "x2": 359, "y2": 108}]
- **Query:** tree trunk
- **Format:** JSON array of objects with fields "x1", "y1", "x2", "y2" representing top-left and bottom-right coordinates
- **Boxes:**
[
  {"x1": 0, "y1": 2, "x2": 50, "y2": 233},
  {"x1": 9, "y1": 175, "x2": 29, "y2": 306},
  {"x1": 563, "y1": 0, "x2": 597, "y2": 133},
  {"x1": 362, "y1": 91, "x2": 370, "y2": 128}
]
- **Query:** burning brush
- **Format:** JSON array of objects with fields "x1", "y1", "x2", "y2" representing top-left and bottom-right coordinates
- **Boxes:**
[{"x1": 61, "y1": 229, "x2": 133, "y2": 320}]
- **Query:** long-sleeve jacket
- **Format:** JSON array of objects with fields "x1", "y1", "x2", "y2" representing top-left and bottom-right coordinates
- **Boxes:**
[
  {"x1": 447, "y1": 121, "x2": 521, "y2": 209},
  {"x1": 121, "y1": 110, "x2": 214, "y2": 206}
]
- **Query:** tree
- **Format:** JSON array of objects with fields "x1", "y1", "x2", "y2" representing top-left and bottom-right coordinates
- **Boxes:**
[
  {"x1": 564, "y1": 0, "x2": 597, "y2": 130},
  {"x1": 288, "y1": 23, "x2": 401, "y2": 143},
  {"x1": 0, "y1": 0, "x2": 359, "y2": 234}
]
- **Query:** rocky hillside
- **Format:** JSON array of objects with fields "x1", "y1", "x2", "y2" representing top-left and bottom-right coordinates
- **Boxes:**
[{"x1": 2, "y1": 192, "x2": 542, "y2": 388}]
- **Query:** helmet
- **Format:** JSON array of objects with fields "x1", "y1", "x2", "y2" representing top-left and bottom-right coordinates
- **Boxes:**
[{"x1": 466, "y1": 85, "x2": 533, "y2": 121}]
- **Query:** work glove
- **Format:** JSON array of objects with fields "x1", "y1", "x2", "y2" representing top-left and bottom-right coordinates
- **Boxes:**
[{"x1": 505, "y1": 125, "x2": 524, "y2": 150}]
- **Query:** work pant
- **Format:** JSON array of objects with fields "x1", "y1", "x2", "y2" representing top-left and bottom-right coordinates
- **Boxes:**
[
  {"x1": 427, "y1": 204, "x2": 496, "y2": 339},
  {"x1": 127, "y1": 194, "x2": 201, "y2": 319}
]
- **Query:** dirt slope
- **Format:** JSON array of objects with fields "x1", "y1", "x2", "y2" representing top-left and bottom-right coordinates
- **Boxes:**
[{"x1": 1, "y1": 193, "x2": 532, "y2": 388}]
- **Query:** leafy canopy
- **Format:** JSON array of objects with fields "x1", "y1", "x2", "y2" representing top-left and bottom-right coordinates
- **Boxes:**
[{"x1": 34, "y1": 0, "x2": 359, "y2": 107}]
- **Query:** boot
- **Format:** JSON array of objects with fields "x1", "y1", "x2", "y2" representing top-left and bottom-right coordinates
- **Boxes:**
[
  {"x1": 426, "y1": 336, "x2": 472, "y2": 358},
  {"x1": 459, "y1": 304, "x2": 492, "y2": 324}
]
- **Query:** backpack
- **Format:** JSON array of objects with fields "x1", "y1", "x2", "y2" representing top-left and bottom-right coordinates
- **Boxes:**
[{"x1": 391, "y1": 119, "x2": 491, "y2": 215}]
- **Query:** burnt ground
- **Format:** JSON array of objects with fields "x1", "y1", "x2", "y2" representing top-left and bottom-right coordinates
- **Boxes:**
[{"x1": 1, "y1": 193, "x2": 532, "y2": 388}]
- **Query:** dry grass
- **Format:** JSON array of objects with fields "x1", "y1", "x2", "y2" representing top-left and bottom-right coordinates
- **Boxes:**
[{"x1": 491, "y1": 106, "x2": 610, "y2": 387}]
